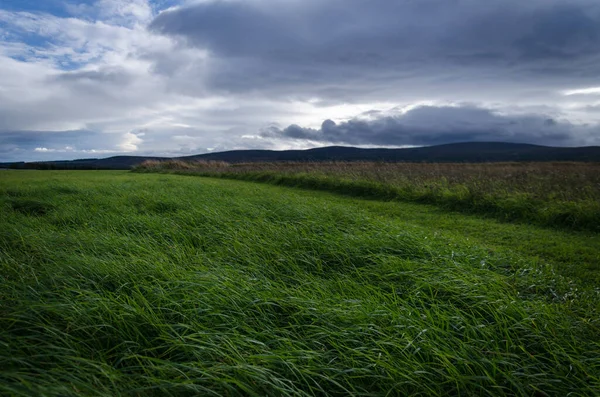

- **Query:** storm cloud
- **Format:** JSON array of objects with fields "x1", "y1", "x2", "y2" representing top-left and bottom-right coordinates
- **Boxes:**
[
  {"x1": 263, "y1": 105, "x2": 599, "y2": 147},
  {"x1": 150, "y1": 0, "x2": 600, "y2": 100}
]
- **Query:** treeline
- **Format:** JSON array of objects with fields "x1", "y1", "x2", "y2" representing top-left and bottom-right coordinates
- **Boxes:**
[{"x1": 4, "y1": 162, "x2": 110, "y2": 170}]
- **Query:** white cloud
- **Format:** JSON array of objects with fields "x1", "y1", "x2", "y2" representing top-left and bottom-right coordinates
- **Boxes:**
[
  {"x1": 66, "y1": 0, "x2": 153, "y2": 26},
  {"x1": 563, "y1": 87, "x2": 600, "y2": 96}
]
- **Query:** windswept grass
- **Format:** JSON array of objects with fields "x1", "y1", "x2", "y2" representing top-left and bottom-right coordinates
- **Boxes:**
[
  {"x1": 134, "y1": 160, "x2": 600, "y2": 232},
  {"x1": 1, "y1": 171, "x2": 599, "y2": 396}
]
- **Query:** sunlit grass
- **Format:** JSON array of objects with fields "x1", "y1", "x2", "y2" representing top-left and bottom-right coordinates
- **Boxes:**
[{"x1": 1, "y1": 171, "x2": 599, "y2": 396}]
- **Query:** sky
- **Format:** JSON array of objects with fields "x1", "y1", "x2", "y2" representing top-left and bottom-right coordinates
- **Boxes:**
[{"x1": 1, "y1": 0, "x2": 600, "y2": 161}]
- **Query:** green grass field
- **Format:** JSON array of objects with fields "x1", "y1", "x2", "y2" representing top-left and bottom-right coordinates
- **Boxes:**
[
  {"x1": 1, "y1": 171, "x2": 599, "y2": 396},
  {"x1": 134, "y1": 160, "x2": 600, "y2": 232}
]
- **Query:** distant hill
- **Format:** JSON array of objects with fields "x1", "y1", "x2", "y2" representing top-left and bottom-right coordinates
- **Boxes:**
[{"x1": 2, "y1": 142, "x2": 600, "y2": 170}]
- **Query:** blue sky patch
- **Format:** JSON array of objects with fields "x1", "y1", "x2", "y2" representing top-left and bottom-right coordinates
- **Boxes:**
[{"x1": 1, "y1": 0, "x2": 96, "y2": 18}]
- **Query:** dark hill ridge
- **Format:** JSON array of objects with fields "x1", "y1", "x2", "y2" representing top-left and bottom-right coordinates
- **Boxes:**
[{"x1": 2, "y1": 142, "x2": 600, "y2": 169}]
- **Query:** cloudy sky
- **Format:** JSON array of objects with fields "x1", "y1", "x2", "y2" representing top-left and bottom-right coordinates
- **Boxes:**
[{"x1": 2, "y1": 0, "x2": 600, "y2": 161}]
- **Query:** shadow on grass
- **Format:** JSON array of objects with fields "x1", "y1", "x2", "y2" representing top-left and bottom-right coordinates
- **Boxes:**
[{"x1": 9, "y1": 199, "x2": 55, "y2": 216}]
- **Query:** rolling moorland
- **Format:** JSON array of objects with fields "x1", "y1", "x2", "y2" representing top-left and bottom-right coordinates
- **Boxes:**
[
  {"x1": 1, "y1": 169, "x2": 599, "y2": 396},
  {"x1": 2, "y1": 142, "x2": 600, "y2": 169}
]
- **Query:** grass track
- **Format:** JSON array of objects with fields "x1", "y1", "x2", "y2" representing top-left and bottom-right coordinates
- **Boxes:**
[
  {"x1": 133, "y1": 161, "x2": 600, "y2": 232},
  {"x1": 1, "y1": 171, "x2": 599, "y2": 396}
]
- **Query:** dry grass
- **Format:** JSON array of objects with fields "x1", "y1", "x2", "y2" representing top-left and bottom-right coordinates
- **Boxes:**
[
  {"x1": 135, "y1": 160, "x2": 600, "y2": 202},
  {"x1": 137, "y1": 159, "x2": 230, "y2": 171},
  {"x1": 134, "y1": 160, "x2": 600, "y2": 231}
]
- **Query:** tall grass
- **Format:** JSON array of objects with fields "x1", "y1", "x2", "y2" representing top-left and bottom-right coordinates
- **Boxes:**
[
  {"x1": 0, "y1": 171, "x2": 599, "y2": 396},
  {"x1": 134, "y1": 160, "x2": 600, "y2": 232}
]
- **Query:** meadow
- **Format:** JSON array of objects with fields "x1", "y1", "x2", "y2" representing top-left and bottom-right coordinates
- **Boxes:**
[
  {"x1": 1, "y1": 170, "x2": 599, "y2": 396},
  {"x1": 134, "y1": 160, "x2": 600, "y2": 232}
]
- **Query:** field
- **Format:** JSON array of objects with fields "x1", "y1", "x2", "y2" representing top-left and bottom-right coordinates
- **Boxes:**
[
  {"x1": 135, "y1": 160, "x2": 600, "y2": 232},
  {"x1": 1, "y1": 170, "x2": 599, "y2": 396}
]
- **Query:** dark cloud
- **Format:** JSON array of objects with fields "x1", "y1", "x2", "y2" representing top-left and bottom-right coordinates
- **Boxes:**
[
  {"x1": 150, "y1": 0, "x2": 600, "y2": 98},
  {"x1": 262, "y1": 105, "x2": 599, "y2": 147}
]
